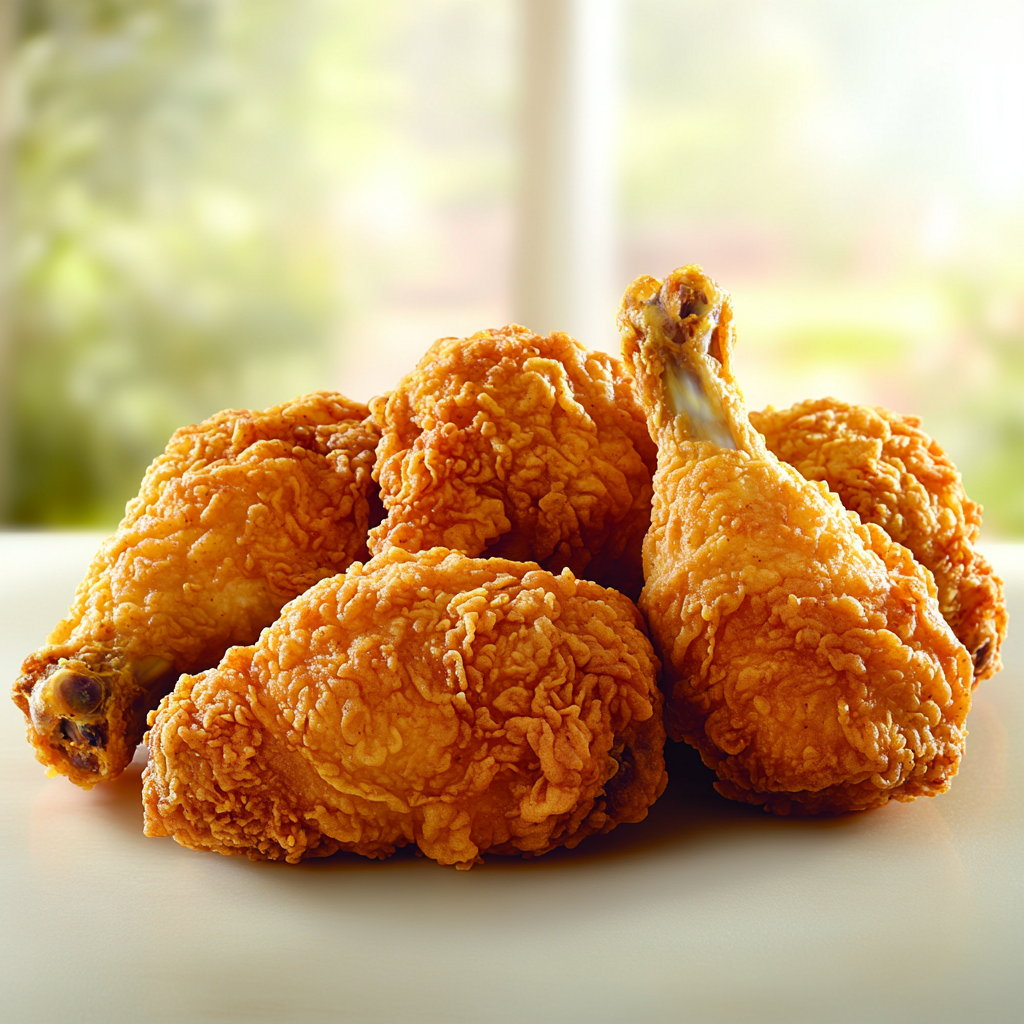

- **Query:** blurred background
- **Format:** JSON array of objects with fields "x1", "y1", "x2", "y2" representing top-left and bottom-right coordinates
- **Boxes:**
[{"x1": 0, "y1": 0, "x2": 1022, "y2": 533}]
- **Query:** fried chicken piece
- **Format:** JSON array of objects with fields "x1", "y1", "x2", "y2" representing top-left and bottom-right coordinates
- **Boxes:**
[
  {"x1": 751, "y1": 398, "x2": 1006, "y2": 685},
  {"x1": 13, "y1": 392, "x2": 381, "y2": 788},
  {"x1": 369, "y1": 326, "x2": 657, "y2": 599},
  {"x1": 143, "y1": 547, "x2": 667, "y2": 867},
  {"x1": 619, "y1": 266, "x2": 972, "y2": 814}
]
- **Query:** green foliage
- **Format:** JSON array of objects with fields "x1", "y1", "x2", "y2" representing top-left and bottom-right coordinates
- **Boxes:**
[
  {"x1": 9, "y1": 0, "x2": 394, "y2": 524},
  {"x1": 919, "y1": 267, "x2": 1024, "y2": 537},
  {"x1": 782, "y1": 326, "x2": 909, "y2": 368}
]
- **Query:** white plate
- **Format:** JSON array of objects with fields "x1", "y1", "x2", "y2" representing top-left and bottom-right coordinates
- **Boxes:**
[{"x1": 2, "y1": 532, "x2": 1021, "y2": 1024}]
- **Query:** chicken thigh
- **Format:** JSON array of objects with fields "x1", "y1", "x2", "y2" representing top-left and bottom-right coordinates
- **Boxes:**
[
  {"x1": 143, "y1": 547, "x2": 667, "y2": 866},
  {"x1": 369, "y1": 326, "x2": 656, "y2": 599},
  {"x1": 752, "y1": 398, "x2": 1006, "y2": 685}
]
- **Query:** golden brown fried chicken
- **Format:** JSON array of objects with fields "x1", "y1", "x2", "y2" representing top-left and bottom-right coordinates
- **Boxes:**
[
  {"x1": 751, "y1": 398, "x2": 1006, "y2": 684},
  {"x1": 143, "y1": 547, "x2": 667, "y2": 867},
  {"x1": 619, "y1": 266, "x2": 972, "y2": 814},
  {"x1": 13, "y1": 392, "x2": 381, "y2": 788},
  {"x1": 369, "y1": 326, "x2": 657, "y2": 599}
]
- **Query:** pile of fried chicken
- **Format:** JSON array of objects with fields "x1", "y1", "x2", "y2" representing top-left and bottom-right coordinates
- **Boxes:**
[{"x1": 13, "y1": 266, "x2": 1007, "y2": 867}]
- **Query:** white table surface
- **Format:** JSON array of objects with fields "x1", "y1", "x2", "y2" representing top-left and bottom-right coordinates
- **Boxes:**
[{"x1": 1, "y1": 531, "x2": 1022, "y2": 1024}]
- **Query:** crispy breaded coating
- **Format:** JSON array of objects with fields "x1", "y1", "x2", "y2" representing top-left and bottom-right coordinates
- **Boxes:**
[
  {"x1": 369, "y1": 326, "x2": 657, "y2": 598},
  {"x1": 620, "y1": 267, "x2": 972, "y2": 814},
  {"x1": 751, "y1": 398, "x2": 1006, "y2": 684},
  {"x1": 143, "y1": 547, "x2": 667, "y2": 867},
  {"x1": 13, "y1": 392, "x2": 381, "y2": 788}
]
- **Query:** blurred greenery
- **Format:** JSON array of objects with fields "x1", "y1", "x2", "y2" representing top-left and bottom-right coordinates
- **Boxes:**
[
  {"x1": 929, "y1": 265, "x2": 1024, "y2": 536},
  {"x1": 8, "y1": 0, "x2": 396, "y2": 525}
]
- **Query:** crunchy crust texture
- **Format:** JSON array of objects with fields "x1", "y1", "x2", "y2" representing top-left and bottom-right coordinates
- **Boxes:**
[
  {"x1": 368, "y1": 326, "x2": 657, "y2": 599},
  {"x1": 13, "y1": 391, "x2": 381, "y2": 787},
  {"x1": 143, "y1": 547, "x2": 667, "y2": 867},
  {"x1": 751, "y1": 398, "x2": 1006, "y2": 685},
  {"x1": 619, "y1": 266, "x2": 972, "y2": 815}
]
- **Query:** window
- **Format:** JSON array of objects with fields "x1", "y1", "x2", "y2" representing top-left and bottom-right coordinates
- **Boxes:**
[{"x1": 4, "y1": 0, "x2": 1023, "y2": 533}]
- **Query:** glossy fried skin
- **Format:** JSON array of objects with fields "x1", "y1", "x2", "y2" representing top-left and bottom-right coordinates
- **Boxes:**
[
  {"x1": 369, "y1": 326, "x2": 657, "y2": 599},
  {"x1": 143, "y1": 547, "x2": 667, "y2": 867},
  {"x1": 13, "y1": 392, "x2": 381, "y2": 788},
  {"x1": 751, "y1": 398, "x2": 1006, "y2": 685},
  {"x1": 619, "y1": 266, "x2": 972, "y2": 814}
]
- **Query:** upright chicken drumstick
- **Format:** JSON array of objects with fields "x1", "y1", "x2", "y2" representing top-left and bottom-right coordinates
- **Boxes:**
[
  {"x1": 619, "y1": 267, "x2": 972, "y2": 814},
  {"x1": 13, "y1": 392, "x2": 380, "y2": 788}
]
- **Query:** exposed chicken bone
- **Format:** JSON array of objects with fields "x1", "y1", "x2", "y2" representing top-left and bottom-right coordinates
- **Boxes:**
[{"x1": 642, "y1": 274, "x2": 736, "y2": 450}]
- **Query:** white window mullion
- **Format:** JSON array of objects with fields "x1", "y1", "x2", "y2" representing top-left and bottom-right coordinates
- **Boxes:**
[{"x1": 514, "y1": 0, "x2": 621, "y2": 352}]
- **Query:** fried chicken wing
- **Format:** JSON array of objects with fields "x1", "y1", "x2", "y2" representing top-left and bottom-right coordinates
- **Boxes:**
[
  {"x1": 619, "y1": 266, "x2": 972, "y2": 814},
  {"x1": 13, "y1": 392, "x2": 381, "y2": 788},
  {"x1": 751, "y1": 398, "x2": 1006, "y2": 684},
  {"x1": 143, "y1": 547, "x2": 667, "y2": 867},
  {"x1": 369, "y1": 326, "x2": 657, "y2": 598}
]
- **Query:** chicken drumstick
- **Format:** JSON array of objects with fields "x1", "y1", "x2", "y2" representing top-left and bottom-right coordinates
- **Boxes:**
[
  {"x1": 619, "y1": 266, "x2": 973, "y2": 814},
  {"x1": 13, "y1": 392, "x2": 381, "y2": 788}
]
